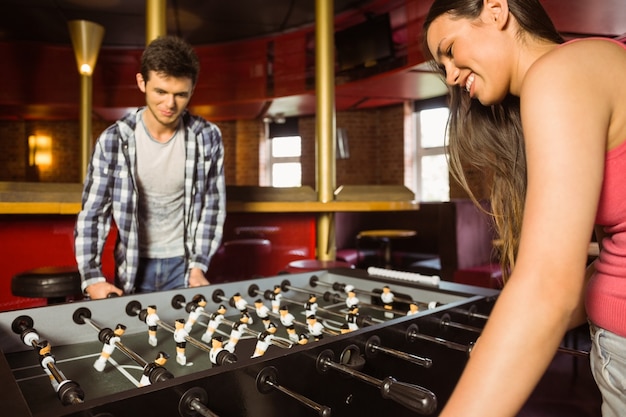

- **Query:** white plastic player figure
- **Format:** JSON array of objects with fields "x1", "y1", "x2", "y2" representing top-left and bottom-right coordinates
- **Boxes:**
[
  {"x1": 146, "y1": 305, "x2": 160, "y2": 347},
  {"x1": 94, "y1": 323, "x2": 127, "y2": 372},
  {"x1": 345, "y1": 289, "x2": 359, "y2": 309},
  {"x1": 346, "y1": 304, "x2": 359, "y2": 331},
  {"x1": 381, "y1": 286, "x2": 395, "y2": 318},
  {"x1": 340, "y1": 323, "x2": 352, "y2": 334},
  {"x1": 279, "y1": 305, "x2": 299, "y2": 342},
  {"x1": 254, "y1": 299, "x2": 271, "y2": 329},
  {"x1": 407, "y1": 302, "x2": 419, "y2": 316},
  {"x1": 139, "y1": 351, "x2": 169, "y2": 387},
  {"x1": 306, "y1": 315, "x2": 324, "y2": 341},
  {"x1": 232, "y1": 293, "x2": 253, "y2": 324},
  {"x1": 36, "y1": 340, "x2": 61, "y2": 391},
  {"x1": 202, "y1": 304, "x2": 227, "y2": 343},
  {"x1": 184, "y1": 294, "x2": 207, "y2": 332},
  {"x1": 225, "y1": 312, "x2": 250, "y2": 353},
  {"x1": 270, "y1": 285, "x2": 282, "y2": 313},
  {"x1": 251, "y1": 322, "x2": 277, "y2": 358},
  {"x1": 304, "y1": 294, "x2": 318, "y2": 317},
  {"x1": 173, "y1": 319, "x2": 189, "y2": 365},
  {"x1": 209, "y1": 335, "x2": 227, "y2": 365}
]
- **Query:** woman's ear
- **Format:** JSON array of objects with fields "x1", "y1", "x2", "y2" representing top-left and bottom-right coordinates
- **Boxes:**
[{"x1": 484, "y1": 0, "x2": 510, "y2": 30}]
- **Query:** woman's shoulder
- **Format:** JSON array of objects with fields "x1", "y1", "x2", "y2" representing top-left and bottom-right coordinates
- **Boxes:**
[{"x1": 523, "y1": 38, "x2": 626, "y2": 96}]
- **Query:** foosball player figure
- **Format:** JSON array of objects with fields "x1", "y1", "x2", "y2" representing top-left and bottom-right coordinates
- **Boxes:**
[
  {"x1": 279, "y1": 305, "x2": 299, "y2": 343},
  {"x1": 345, "y1": 289, "x2": 359, "y2": 310},
  {"x1": 94, "y1": 323, "x2": 127, "y2": 371},
  {"x1": 139, "y1": 351, "x2": 170, "y2": 387},
  {"x1": 202, "y1": 304, "x2": 227, "y2": 343},
  {"x1": 145, "y1": 305, "x2": 160, "y2": 347},
  {"x1": 254, "y1": 298, "x2": 271, "y2": 329},
  {"x1": 407, "y1": 302, "x2": 419, "y2": 316},
  {"x1": 251, "y1": 322, "x2": 277, "y2": 358},
  {"x1": 225, "y1": 312, "x2": 250, "y2": 353},
  {"x1": 346, "y1": 304, "x2": 360, "y2": 331},
  {"x1": 36, "y1": 339, "x2": 60, "y2": 391},
  {"x1": 270, "y1": 285, "x2": 282, "y2": 313},
  {"x1": 297, "y1": 333, "x2": 309, "y2": 345},
  {"x1": 209, "y1": 335, "x2": 237, "y2": 366},
  {"x1": 340, "y1": 323, "x2": 352, "y2": 334},
  {"x1": 304, "y1": 294, "x2": 318, "y2": 317},
  {"x1": 232, "y1": 293, "x2": 253, "y2": 324},
  {"x1": 174, "y1": 319, "x2": 189, "y2": 365},
  {"x1": 380, "y1": 286, "x2": 395, "y2": 318},
  {"x1": 306, "y1": 315, "x2": 324, "y2": 342},
  {"x1": 184, "y1": 294, "x2": 207, "y2": 332}
]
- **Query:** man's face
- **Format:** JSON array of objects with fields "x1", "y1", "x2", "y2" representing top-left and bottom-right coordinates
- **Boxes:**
[{"x1": 136, "y1": 70, "x2": 194, "y2": 130}]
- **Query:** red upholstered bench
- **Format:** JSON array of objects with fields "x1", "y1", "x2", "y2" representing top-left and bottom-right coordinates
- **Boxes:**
[{"x1": 453, "y1": 263, "x2": 503, "y2": 289}]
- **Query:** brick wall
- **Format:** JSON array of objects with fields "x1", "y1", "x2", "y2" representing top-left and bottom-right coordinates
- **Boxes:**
[{"x1": 0, "y1": 105, "x2": 491, "y2": 198}]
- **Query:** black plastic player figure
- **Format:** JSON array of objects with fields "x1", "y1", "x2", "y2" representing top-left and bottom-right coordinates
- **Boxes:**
[
  {"x1": 145, "y1": 305, "x2": 160, "y2": 346},
  {"x1": 209, "y1": 335, "x2": 237, "y2": 366},
  {"x1": 278, "y1": 305, "x2": 299, "y2": 342},
  {"x1": 94, "y1": 323, "x2": 127, "y2": 371},
  {"x1": 270, "y1": 285, "x2": 282, "y2": 313},
  {"x1": 173, "y1": 319, "x2": 189, "y2": 365},
  {"x1": 232, "y1": 293, "x2": 253, "y2": 324},
  {"x1": 304, "y1": 294, "x2": 318, "y2": 317},
  {"x1": 297, "y1": 333, "x2": 309, "y2": 345},
  {"x1": 184, "y1": 294, "x2": 207, "y2": 332},
  {"x1": 225, "y1": 312, "x2": 250, "y2": 353},
  {"x1": 254, "y1": 298, "x2": 271, "y2": 329},
  {"x1": 139, "y1": 351, "x2": 170, "y2": 387},
  {"x1": 251, "y1": 322, "x2": 277, "y2": 358},
  {"x1": 346, "y1": 304, "x2": 360, "y2": 331},
  {"x1": 381, "y1": 286, "x2": 395, "y2": 318},
  {"x1": 340, "y1": 323, "x2": 352, "y2": 334},
  {"x1": 407, "y1": 302, "x2": 419, "y2": 316},
  {"x1": 202, "y1": 304, "x2": 227, "y2": 343},
  {"x1": 306, "y1": 315, "x2": 324, "y2": 341}
]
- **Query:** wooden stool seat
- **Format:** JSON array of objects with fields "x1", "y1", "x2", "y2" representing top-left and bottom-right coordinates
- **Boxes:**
[
  {"x1": 11, "y1": 266, "x2": 82, "y2": 304},
  {"x1": 286, "y1": 259, "x2": 353, "y2": 273}
]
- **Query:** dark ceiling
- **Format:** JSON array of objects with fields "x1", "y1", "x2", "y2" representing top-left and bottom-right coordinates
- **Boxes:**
[
  {"x1": 1, "y1": 0, "x2": 626, "y2": 122},
  {"x1": 1, "y1": 0, "x2": 382, "y2": 47}
]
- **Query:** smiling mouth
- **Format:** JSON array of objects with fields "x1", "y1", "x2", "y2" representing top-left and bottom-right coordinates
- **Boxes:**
[{"x1": 465, "y1": 73, "x2": 475, "y2": 93}]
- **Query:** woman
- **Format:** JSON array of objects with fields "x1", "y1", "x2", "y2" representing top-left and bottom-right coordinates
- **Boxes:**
[{"x1": 423, "y1": 0, "x2": 626, "y2": 416}]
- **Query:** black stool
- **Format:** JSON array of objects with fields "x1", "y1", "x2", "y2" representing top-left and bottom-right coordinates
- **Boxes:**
[{"x1": 11, "y1": 266, "x2": 83, "y2": 305}]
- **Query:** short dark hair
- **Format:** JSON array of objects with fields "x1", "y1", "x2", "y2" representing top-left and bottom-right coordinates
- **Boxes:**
[{"x1": 140, "y1": 36, "x2": 200, "y2": 85}]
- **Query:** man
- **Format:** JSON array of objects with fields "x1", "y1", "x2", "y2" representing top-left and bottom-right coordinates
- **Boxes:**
[{"x1": 74, "y1": 36, "x2": 225, "y2": 300}]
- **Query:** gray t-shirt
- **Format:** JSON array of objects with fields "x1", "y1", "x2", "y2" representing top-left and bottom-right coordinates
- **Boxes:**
[{"x1": 135, "y1": 111, "x2": 185, "y2": 258}]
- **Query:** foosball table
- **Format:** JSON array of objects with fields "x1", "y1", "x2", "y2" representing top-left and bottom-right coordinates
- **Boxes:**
[{"x1": 0, "y1": 267, "x2": 500, "y2": 417}]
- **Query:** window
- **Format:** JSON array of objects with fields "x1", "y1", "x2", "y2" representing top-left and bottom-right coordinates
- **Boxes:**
[
  {"x1": 410, "y1": 98, "x2": 450, "y2": 201},
  {"x1": 269, "y1": 135, "x2": 302, "y2": 187}
]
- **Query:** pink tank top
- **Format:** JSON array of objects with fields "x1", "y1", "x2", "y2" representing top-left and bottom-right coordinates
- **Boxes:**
[{"x1": 586, "y1": 137, "x2": 626, "y2": 336}]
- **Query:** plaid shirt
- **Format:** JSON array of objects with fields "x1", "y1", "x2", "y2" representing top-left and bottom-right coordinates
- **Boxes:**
[{"x1": 74, "y1": 108, "x2": 226, "y2": 294}]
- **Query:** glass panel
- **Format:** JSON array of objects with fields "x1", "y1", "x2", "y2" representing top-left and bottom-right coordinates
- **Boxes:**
[
  {"x1": 272, "y1": 163, "x2": 302, "y2": 187},
  {"x1": 421, "y1": 154, "x2": 449, "y2": 202},
  {"x1": 420, "y1": 107, "x2": 449, "y2": 148},
  {"x1": 271, "y1": 136, "x2": 301, "y2": 157}
]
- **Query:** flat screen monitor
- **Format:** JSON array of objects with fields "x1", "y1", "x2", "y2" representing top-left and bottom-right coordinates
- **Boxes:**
[{"x1": 334, "y1": 13, "x2": 394, "y2": 72}]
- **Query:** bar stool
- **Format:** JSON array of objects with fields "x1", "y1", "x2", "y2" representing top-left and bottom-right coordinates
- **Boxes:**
[
  {"x1": 11, "y1": 266, "x2": 83, "y2": 305},
  {"x1": 356, "y1": 229, "x2": 416, "y2": 269},
  {"x1": 285, "y1": 259, "x2": 353, "y2": 273}
]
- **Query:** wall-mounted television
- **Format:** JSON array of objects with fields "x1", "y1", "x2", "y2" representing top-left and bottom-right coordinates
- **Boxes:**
[{"x1": 334, "y1": 13, "x2": 394, "y2": 72}]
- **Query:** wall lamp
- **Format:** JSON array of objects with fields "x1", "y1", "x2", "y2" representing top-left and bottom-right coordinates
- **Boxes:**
[{"x1": 28, "y1": 135, "x2": 52, "y2": 166}]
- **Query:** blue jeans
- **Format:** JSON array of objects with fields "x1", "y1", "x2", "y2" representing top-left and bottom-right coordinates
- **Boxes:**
[
  {"x1": 589, "y1": 322, "x2": 626, "y2": 417},
  {"x1": 134, "y1": 257, "x2": 186, "y2": 293}
]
